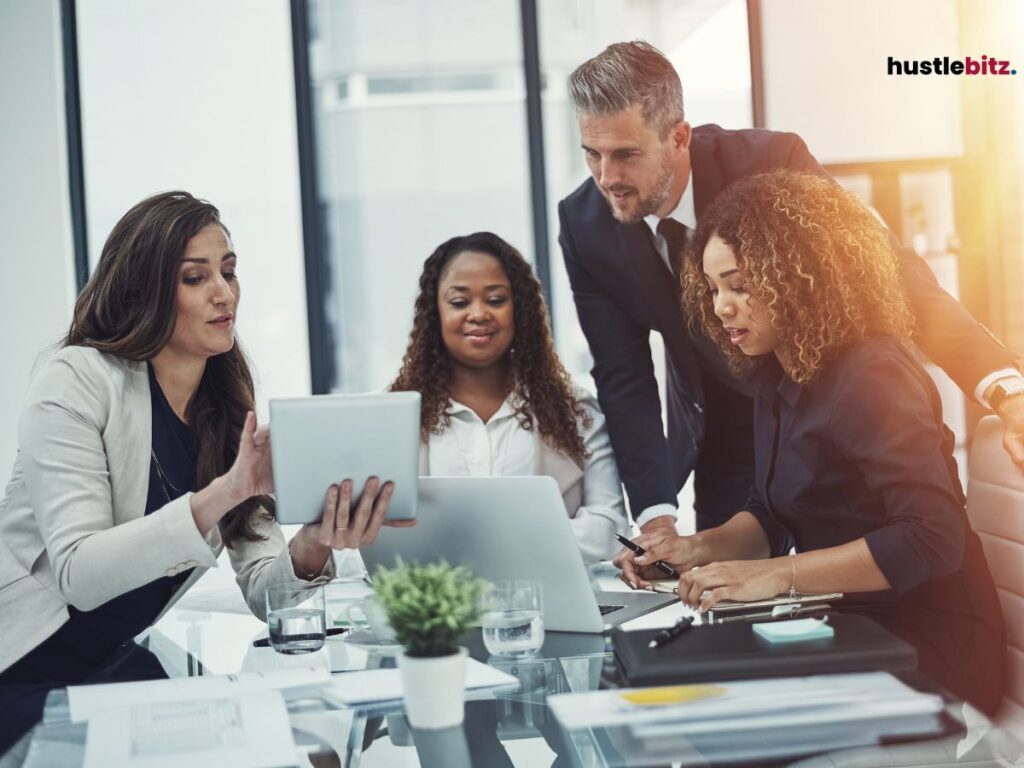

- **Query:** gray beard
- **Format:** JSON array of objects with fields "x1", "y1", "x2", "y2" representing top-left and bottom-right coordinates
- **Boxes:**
[{"x1": 607, "y1": 159, "x2": 676, "y2": 224}]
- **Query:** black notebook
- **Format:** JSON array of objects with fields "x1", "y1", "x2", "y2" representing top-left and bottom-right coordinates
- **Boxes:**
[{"x1": 613, "y1": 614, "x2": 916, "y2": 686}]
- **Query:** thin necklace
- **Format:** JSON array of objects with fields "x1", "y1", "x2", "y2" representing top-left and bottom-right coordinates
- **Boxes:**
[{"x1": 151, "y1": 448, "x2": 184, "y2": 502}]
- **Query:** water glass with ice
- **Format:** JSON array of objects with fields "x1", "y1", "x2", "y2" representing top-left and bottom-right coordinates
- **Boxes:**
[
  {"x1": 265, "y1": 584, "x2": 326, "y2": 654},
  {"x1": 480, "y1": 580, "x2": 544, "y2": 657}
]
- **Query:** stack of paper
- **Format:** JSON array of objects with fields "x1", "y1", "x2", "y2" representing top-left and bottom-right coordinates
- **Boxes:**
[
  {"x1": 69, "y1": 668, "x2": 331, "y2": 768},
  {"x1": 322, "y1": 658, "x2": 519, "y2": 708},
  {"x1": 548, "y1": 672, "x2": 946, "y2": 764},
  {"x1": 82, "y1": 693, "x2": 296, "y2": 768},
  {"x1": 68, "y1": 667, "x2": 331, "y2": 722}
]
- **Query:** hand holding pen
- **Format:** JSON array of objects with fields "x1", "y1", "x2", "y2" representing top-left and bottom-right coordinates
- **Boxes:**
[
  {"x1": 615, "y1": 534, "x2": 678, "y2": 580},
  {"x1": 614, "y1": 527, "x2": 705, "y2": 590}
]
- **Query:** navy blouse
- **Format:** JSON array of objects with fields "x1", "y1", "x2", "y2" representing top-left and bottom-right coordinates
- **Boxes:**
[{"x1": 745, "y1": 336, "x2": 1005, "y2": 713}]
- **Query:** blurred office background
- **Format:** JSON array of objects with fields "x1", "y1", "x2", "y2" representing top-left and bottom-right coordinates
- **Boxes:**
[{"x1": 2, "y1": 0, "x2": 1022, "y2": 519}]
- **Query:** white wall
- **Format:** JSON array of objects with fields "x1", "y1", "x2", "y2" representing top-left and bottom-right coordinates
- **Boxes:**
[
  {"x1": 0, "y1": 0, "x2": 77, "y2": 473},
  {"x1": 76, "y1": 0, "x2": 311, "y2": 413},
  {"x1": 761, "y1": 0, "x2": 964, "y2": 163},
  {"x1": 759, "y1": 0, "x2": 974, "y2": 481}
]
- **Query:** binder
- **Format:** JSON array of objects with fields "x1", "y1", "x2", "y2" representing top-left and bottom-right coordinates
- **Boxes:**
[{"x1": 613, "y1": 613, "x2": 916, "y2": 686}]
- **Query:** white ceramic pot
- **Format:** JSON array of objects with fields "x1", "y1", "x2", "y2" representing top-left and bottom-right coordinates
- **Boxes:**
[{"x1": 397, "y1": 646, "x2": 468, "y2": 729}]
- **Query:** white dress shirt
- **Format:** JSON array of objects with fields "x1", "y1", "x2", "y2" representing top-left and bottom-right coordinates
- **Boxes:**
[{"x1": 426, "y1": 386, "x2": 629, "y2": 562}]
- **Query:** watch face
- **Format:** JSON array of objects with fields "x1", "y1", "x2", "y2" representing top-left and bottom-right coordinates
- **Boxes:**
[{"x1": 1000, "y1": 378, "x2": 1024, "y2": 396}]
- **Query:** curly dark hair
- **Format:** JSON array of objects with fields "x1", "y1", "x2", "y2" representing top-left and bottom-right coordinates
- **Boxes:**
[
  {"x1": 681, "y1": 170, "x2": 916, "y2": 384},
  {"x1": 389, "y1": 232, "x2": 591, "y2": 463}
]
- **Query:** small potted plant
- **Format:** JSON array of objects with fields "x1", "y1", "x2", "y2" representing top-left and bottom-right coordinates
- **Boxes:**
[{"x1": 373, "y1": 559, "x2": 490, "y2": 729}]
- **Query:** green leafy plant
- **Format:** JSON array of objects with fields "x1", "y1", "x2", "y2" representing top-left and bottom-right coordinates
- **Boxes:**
[{"x1": 373, "y1": 560, "x2": 490, "y2": 658}]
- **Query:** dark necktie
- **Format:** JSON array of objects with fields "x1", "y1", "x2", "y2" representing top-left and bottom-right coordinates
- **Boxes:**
[
  {"x1": 657, "y1": 218, "x2": 751, "y2": 393},
  {"x1": 656, "y1": 217, "x2": 691, "y2": 281}
]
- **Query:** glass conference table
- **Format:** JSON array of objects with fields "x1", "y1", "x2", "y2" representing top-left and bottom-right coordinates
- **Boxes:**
[{"x1": 13, "y1": 574, "x2": 1024, "y2": 768}]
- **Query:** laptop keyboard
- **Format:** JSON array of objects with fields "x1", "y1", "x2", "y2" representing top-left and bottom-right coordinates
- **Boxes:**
[{"x1": 599, "y1": 604, "x2": 625, "y2": 615}]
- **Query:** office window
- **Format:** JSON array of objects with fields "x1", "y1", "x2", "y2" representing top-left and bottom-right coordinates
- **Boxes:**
[
  {"x1": 74, "y1": 0, "x2": 311, "y2": 409},
  {"x1": 304, "y1": 0, "x2": 533, "y2": 392}
]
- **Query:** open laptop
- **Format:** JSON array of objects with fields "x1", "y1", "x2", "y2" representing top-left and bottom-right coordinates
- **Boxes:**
[{"x1": 360, "y1": 476, "x2": 677, "y2": 633}]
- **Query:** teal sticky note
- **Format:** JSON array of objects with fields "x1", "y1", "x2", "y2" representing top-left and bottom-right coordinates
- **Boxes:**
[{"x1": 752, "y1": 618, "x2": 834, "y2": 643}]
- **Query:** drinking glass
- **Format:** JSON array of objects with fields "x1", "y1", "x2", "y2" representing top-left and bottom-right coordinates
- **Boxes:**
[
  {"x1": 345, "y1": 596, "x2": 399, "y2": 643},
  {"x1": 265, "y1": 584, "x2": 326, "y2": 654},
  {"x1": 480, "y1": 580, "x2": 544, "y2": 657}
]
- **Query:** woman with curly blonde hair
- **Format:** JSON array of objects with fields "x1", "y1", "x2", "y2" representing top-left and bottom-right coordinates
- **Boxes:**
[
  {"x1": 633, "y1": 170, "x2": 1004, "y2": 713},
  {"x1": 390, "y1": 232, "x2": 628, "y2": 562}
]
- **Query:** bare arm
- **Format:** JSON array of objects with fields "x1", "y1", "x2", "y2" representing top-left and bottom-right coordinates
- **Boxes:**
[
  {"x1": 677, "y1": 538, "x2": 891, "y2": 611},
  {"x1": 685, "y1": 511, "x2": 773, "y2": 564}
]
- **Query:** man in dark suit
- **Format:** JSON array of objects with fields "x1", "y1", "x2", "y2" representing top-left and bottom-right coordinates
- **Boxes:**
[{"x1": 557, "y1": 41, "x2": 1024, "y2": 582}]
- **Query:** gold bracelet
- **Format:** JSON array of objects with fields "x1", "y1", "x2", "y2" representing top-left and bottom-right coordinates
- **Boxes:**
[{"x1": 789, "y1": 552, "x2": 797, "y2": 601}]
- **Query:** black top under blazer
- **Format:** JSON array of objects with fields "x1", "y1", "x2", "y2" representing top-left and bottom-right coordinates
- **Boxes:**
[
  {"x1": 748, "y1": 337, "x2": 1005, "y2": 714},
  {"x1": 558, "y1": 123, "x2": 1019, "y2": 521}
]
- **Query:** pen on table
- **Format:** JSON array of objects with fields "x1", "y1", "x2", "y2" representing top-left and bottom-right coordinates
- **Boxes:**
[
  {"x1": 614, "y1": 534, "x2": 678, "y2": 578},
  {"x1": 252, "y1": 627, "x2": 350, "y2": 648},
  {"x1": 648, "y1": 615, "x2": 694, "y2": 649},
  {"x1": 705, "y1": 604, "x2": 830, "y2": 625}
]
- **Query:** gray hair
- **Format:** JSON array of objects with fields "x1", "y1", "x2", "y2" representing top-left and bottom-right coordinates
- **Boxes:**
[{"x1": 568, "y1": 40, "x2": 684, "y2": 138}]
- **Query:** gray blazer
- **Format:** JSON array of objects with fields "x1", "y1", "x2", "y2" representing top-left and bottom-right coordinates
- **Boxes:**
[{"x1": 0, "y1": 346, "x2": 329, "y2": 673}]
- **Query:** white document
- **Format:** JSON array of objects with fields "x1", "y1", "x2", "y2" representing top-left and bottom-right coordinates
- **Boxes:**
[
  {"x1": 322, "y1": 658, "x2": 519, "y2": 706},
  {"x1": 83, "y1": 691, "x2": 297, "y2": 768},
  {"x1": 68, "y1": 667, "x2": 330, "y2": 723},
  {"x1": 548, "y1": 672, "x2": 943, "y2": 731},
  {"x1": 617, "y1": 674, "x2": 947, "y2": 764}
]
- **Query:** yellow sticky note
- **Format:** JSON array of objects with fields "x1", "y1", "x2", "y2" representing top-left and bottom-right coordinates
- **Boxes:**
[{"x1": 618, "y1": 684, "x2": 727, "y2": 707}]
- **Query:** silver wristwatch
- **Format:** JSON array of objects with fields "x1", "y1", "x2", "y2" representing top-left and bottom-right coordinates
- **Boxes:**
[{"x1": 990, "y1": 376, "x2": 1024, "y2": 412}]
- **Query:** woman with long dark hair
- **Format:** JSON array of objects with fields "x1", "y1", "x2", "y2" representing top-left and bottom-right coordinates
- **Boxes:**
[
  {"x1": 390, "y1": 232, "x2": 628, "y2": 562},
  {"x1": 0, "y1": 191, "x2": 404, "y2": 748},
  {"x1": 620, "y1": 170, "x2": 1005, "y2": 714}
]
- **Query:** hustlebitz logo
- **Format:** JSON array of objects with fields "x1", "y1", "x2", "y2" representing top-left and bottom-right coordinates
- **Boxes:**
[{"x1": 888, "y1": 56, "x2": 1016, "y2": 75}]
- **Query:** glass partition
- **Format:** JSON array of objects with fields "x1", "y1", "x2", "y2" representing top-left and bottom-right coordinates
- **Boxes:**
[{"x1": 305, "y1": 0, "x2": 533, "y2": 392}]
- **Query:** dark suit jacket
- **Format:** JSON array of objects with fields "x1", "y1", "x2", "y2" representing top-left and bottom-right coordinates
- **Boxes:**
[{"x1": 558, "y1": 123, "x2": 1019, "y2": 520}]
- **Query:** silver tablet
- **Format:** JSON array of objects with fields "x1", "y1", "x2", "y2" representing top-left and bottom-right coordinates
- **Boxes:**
[{"x1": 269, "y1": 392, "x2": 420, "y2": 525}]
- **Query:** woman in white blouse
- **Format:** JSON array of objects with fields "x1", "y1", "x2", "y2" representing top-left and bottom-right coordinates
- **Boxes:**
[{"x1": 390, "y1": 232, "x2": 629, "y2": 562}]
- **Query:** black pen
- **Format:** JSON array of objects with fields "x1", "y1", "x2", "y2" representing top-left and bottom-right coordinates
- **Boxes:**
[
  {"x1": 252, "y1": 627, "x2": 350, "y2": 648},
  {"x1": 615, "y1": 534, "x2": 678, "y2": 577},
  {"x1": 648, "y1": 615, "x2": 694, "y2": 649}
]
